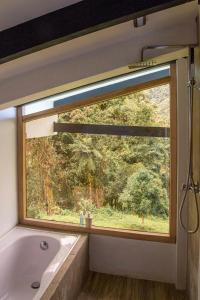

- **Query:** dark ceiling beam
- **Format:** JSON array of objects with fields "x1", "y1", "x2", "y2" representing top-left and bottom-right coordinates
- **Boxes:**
[{"x1": 0, "y1": 0, "x2": 193, "y2": 64}]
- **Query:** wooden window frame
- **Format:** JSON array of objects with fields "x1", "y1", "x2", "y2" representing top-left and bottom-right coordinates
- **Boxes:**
[{"x1": 17, "y1": 63, "x2": 177, "y2": 243}]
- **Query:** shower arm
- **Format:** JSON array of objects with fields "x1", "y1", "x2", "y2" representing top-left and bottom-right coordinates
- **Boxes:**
[
  {"x1": 141, "y1": 44, "x2": 197, "y2": 62},
  {"x1": 128, "y1": 43, "x2": 197, "y2": 70}
]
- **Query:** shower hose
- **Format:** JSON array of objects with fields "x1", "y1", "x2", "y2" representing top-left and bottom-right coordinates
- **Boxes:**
[{"x1": 179, "y1": 59, "x2": 200, "y2": 234}]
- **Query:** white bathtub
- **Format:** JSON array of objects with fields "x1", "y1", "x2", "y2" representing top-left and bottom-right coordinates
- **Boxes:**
[{"x1": 0, "y1": 227, "x2": 79, "y2": 300}]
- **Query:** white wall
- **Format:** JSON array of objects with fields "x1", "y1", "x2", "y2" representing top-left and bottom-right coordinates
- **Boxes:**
[
  {"x1": 0, "y1": 108, "x2": 18, "y2": 237},
  {"x1": 90, "y1": 235, "x2": 176, "y2": 283}
]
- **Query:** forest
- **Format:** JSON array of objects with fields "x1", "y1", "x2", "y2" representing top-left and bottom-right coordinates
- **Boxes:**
[{"x1": 26, "y1": 84, "x2": 170, "y2": 233}]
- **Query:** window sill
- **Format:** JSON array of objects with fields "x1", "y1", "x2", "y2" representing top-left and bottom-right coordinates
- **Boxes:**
[{"x1": 20, "y1": 218, "x2": 176, "y2": 244}]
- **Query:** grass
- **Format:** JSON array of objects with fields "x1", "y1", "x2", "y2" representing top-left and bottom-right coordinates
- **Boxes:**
[{"x1": 37, "y1": 208, "x2": 169, "y2": 234}]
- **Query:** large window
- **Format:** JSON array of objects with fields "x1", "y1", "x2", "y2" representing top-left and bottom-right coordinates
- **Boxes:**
[{"x1": 18, "y1": 64, "x2": 177, "y2": 242}]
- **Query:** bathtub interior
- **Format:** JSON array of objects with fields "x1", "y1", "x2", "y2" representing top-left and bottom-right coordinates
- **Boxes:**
[{"x1": 0, "y1": 227, "x2": 79, "y2": 300}]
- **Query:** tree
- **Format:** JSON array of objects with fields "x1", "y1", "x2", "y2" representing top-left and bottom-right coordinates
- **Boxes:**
[
  {"x1": 26, "y1": 137, "x2": 58, "y2": 216},
  {"x1": 119, "y1": 169, "x2": 168, "y2": 223}
]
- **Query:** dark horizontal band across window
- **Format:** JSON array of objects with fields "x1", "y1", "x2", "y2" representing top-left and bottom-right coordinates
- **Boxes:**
[
  {"x1": 54, "y1": 65, "x2": 170, "y2": 108},
  {"x1": 54, "y1": 123, "x2": 170, "y2": 138}
]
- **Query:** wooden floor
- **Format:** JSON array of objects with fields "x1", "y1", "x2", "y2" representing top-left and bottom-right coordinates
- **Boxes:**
[{"x1": 78, "y1": 272, "x2": 187, "y2": 300}]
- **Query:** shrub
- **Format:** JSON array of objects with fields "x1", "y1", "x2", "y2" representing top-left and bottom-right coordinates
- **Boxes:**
[{"x1": 119, "y1": 169, "x2": 168, "y2": 221}]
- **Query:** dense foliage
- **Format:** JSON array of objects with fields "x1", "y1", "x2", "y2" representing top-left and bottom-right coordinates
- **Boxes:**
[{"x1": 26, "y1": 85, "x2": 170, "y2": 232}]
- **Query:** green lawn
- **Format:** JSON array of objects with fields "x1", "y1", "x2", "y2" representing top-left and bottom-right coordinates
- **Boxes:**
[{"x1": 38, "y1": 208, "x2": 169, "y2": 233}]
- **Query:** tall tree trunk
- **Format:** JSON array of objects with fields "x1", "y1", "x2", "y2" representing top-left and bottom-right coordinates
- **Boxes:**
[
  {"x1": 88, "y1": 175, "x2": 93, "y2": 202},
  {"x1": 141, "y1": 216, "x2": 145, "y2": 224},
  {"x1": 44, "y1": 173, "x2": 54, "y2": 215}
]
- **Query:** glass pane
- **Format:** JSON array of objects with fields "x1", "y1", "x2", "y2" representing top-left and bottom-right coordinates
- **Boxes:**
[
  {"x1": 59, "y1": 84, "x2": 170, "y2": 127},
  {"x1": 25, "y1": 82, "x2": 171, "y2": 234},
  {"x1": 26, "y1": 134, "x2": 170, "y2": 233}
]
